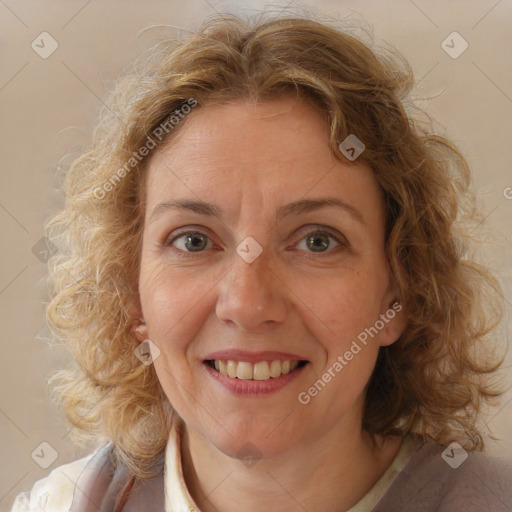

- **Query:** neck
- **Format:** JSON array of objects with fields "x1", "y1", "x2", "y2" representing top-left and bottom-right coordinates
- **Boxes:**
[{"x1": 180, "y1": 420, "x2": 402, "y2": 512}]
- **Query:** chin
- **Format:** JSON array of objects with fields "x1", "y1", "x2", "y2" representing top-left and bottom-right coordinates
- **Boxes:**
[
  {"x1": 203, "y1": 419, "x2": 300, "y2": 462},
  {"x1": 215, "y1": 435, "x2": 292, "y2": 463}
]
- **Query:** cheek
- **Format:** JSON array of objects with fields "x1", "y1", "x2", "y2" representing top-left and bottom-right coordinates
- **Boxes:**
[
  {"x1": 139, "y1": 265, "x2": 206, "y2": 403},
  {"x1": 139, "y1": 262, "x2": 216, "y2": 354},
  {"x1": 293, "y1": 266, "x2": 385, "y2": 343},
  {"x1": 296, "y1": 272, "x2": 383, "y2": 404}
]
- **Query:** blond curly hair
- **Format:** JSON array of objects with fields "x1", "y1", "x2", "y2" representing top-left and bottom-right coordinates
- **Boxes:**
[{"x1": 45, "y1": 12, "x2": 507, "y2": 481}]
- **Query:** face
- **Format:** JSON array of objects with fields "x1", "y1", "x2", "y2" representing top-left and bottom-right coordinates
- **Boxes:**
[{"x1": 136, "y1": 96, "x2": 405, "y2": 460}]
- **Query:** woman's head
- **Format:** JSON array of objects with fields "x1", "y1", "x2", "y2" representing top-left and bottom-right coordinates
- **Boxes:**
[
  {"x1": 134, "y1": 94, "x2": 406, "y2": 462},
  {"x1": 46, "y1": 13, "x2": 505, "y2": 479}
]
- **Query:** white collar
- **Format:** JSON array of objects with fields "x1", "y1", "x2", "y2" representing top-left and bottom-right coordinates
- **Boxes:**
[
  {"x1": 165, "y1": 417, "x2": 200, "y2": 511},
  {"x1": 164, "y1": 418, "x2": 421, "y2": 512}
]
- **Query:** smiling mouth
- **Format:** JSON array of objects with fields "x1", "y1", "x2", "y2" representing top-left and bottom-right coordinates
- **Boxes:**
[{"x1": 205, "y1": 359, "x2": 309, "y2": 380}]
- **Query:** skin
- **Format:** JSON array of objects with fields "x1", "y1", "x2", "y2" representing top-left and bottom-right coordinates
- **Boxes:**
[{"x1": 134, "y1": 95, "x2": 407, "y2": 512}]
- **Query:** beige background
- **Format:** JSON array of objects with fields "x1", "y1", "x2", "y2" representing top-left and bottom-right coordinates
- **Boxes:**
[{"x1": 1, "y1": 0, "x2": 511, "y2": 508}]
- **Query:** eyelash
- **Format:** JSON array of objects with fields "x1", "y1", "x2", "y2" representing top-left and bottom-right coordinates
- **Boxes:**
[{"x1": 163, "y1": 226, "x2": 347, "y2": 259}]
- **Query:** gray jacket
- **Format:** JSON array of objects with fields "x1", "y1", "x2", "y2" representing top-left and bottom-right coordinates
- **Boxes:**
[{"x1": 68, "y1": 441, "x2": 512, "y2": 512}]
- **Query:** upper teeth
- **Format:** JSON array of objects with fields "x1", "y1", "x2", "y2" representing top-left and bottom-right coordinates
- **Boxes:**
[{"x1": 213, "y1": 360, "x2": 300, "y2": 380}]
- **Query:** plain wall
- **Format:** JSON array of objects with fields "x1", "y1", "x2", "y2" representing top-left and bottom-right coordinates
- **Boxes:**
[{"x1": 1, "y1": 0, "x2": 511, "y2": 509}]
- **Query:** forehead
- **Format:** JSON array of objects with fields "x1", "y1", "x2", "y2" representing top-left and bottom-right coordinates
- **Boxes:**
[{"x1": 144, "y1": 96, "x2": 384, "y2": 226}]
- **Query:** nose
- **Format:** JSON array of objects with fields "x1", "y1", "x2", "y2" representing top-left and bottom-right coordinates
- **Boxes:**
[{"x1": 215, "y1": 247, "x2": 288, "y2": 331}]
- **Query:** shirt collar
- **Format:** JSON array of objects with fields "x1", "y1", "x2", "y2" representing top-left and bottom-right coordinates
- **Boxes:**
[
  {"x1": 165, "y1": 417, "x2": 201, "y2": 512},
  {"x1": 164, "y1": 417, "x2": 422, "y2": 512}
]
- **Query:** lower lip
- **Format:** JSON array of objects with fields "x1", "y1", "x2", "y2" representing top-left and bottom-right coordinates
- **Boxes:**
[{"x1": 203, "y1": 362, "x2": 308, "y2": 395}]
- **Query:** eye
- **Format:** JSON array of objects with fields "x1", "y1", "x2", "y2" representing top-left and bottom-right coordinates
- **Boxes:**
[
  {"x1": 164, "y1": 226, "x2": 347, "y2": 258},
  {"x1": 166, "y1": 230, "x2": 213, "y2": 254},
  {"x1": 294, "y1": 228, "x2": 345, "y2": 254}
]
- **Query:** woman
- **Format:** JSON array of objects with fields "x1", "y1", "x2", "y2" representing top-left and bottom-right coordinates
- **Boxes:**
[{"x1": 12, "y1": 12, "x2": 512, "y2": 512}]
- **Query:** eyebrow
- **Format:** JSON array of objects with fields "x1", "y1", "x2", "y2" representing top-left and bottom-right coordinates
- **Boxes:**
[{"x1": 148, "y1": 196, "x2": 366, "y2": 226}]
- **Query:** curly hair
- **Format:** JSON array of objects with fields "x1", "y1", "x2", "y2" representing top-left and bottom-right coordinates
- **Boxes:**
[{"x1": 45, "y1": 12, "x2": 507, "y2": 481}]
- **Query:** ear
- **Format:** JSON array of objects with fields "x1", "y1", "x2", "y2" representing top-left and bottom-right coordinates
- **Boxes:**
[
  {"x1": 132, "y1": 319, "x2": 149, "y2": 343},
  {"x1": 129, "y1": 300, "x2": 149, "y2": 342},
  {"x1": 378, "y1": 298, "x2": 406, "y2": 347},
  {"x1": 378, "y1": 285, "x2": 407, "y2": 347}
]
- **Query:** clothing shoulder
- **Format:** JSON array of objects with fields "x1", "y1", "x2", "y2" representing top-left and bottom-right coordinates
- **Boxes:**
[
  {"x1": 373, "y1": 440, "x2": 512, "y2": 512},
  {"x1": 11, "y1": 441, "x2": 166, "y2": 512},
  {"x1": 10, "y1": 446, "x2": 103, "y2": 512}
]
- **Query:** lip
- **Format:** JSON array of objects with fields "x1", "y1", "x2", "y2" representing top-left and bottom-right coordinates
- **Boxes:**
[
  {"x1": 203, "y1": 360, "x2": 309, "y2": 395},
  {"x1": 203, "y1": 349, "x2": 308, "y2": 364}
]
